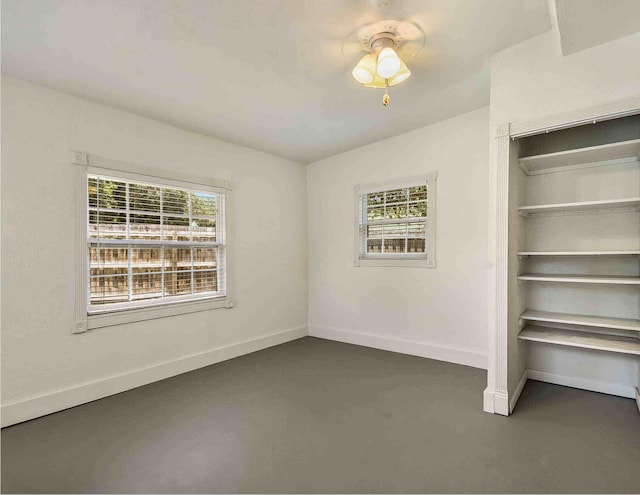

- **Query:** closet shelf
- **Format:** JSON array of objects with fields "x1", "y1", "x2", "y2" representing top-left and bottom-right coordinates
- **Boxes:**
[
  {"x1": 517, "y1": 273, "x2": 640, "y2": 285},
  {"x1": 519, "y1": 138, "x2": 640, "y2": 174},
  {"x1": 520, "y1": 310, "x2": 640, "y2": 332},
  {"x1": 518, "y1": 326, "x2": 640, "y2": 356},
  {"x1": 518, "y1": 250, "x2": 640, "y2": 257},
  {"x1": 518, "y1": 197, "x2": 640, "y2": 217}
]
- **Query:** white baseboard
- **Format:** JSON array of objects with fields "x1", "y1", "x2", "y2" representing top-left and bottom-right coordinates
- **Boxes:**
[
  {"x1": 309, "y1": 325, "x2": 487, "y2": 370},
  {"x1": 483, "y1": 387, "x2": 509, "y2": 416},
  {"x1": 1, "y1": 326, "x2": 307, "y2": 427},
  {"x1": 509, "y1": 369, "x2": 528, "y2": 413},
  {"x1": 635, "y1": 388, "x2": 639, "y2": 413},
  {"x1": 527, "y1": 369, "x2": 637, "y2": 399}
]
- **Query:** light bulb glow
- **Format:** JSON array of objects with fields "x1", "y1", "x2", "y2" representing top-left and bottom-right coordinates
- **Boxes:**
[
  {"x1": 376, "y1": 47, "x2": 401, "y2": 78},
  {"x1": 351, "y1": 54, "x2": 376, "y2": 84}
]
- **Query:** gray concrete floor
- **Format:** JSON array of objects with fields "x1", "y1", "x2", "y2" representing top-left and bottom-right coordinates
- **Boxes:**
[{"x1": 2, "y1": 337, "x2": 639, "y2": 493}]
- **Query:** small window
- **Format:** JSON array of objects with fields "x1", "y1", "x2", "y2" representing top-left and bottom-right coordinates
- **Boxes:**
[{"x1": 354, "y1": 174, "x2": 436, "y2": 268}]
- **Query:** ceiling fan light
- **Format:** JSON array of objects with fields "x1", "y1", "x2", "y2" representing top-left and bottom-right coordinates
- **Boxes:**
[
  {"x1": 376, "y1": 47, "x2": 401, "y2": 78},
  {"x1": 352, "y1": 54, "x2": 376, "y2": 84},
  {"x1": 388, "y1": 59, "x2": 411, "y2": 86}
]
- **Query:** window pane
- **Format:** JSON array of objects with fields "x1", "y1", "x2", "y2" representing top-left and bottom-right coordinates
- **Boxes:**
[
  {"x1": 164, "y1": 271, "x2": 192, "y2": 295},
  {"x1": 367, "y1": 225, "x2": 383, "y2": 238},
  {"x1": 191, "y1": 218, "x2": 216, "y2": 242},
  {"x1": 408, "y1": 222, "x2": 426, "y2": 237},
  {"x1": 131, "y1": 248, "x2": 162, "y2": 274},
  {"x1": 129, "y1": 183, "x2": 161, "y2": 212},
  {"x1": 193, "y1": 248, "x2": 217, "y2": 269},
  {"x1": 367, "y1": 206, "x2": 384, "y2": 221},
  {"x1": 130, "y1": 214, "x2": 161, "y2": 240},
  {"x1": 385, "y1": 205, "x2": 407, "y2": 219},
  {"x1": 90, "y1": 275, "x2": 128, "y2": 304},
  {"x1": 384, "y1": 238, "x2": 406, "y2": 253},
  {"x1": 89, "y1": 211, "x2": 127, "y2": 239},
  {"x1": 191, "y1": 192, "x2": 216, "y2": 216},
  {"x1": 194, "y1": 270, "x2": 217, "y2": 293},
  {"x1": 408, "y1": 202, "x2": 427, "y2": 218},
  {"x1": 88, "y1": 177, "x2": 98, "y2": 208},
  {"x1": 409, "y1": 186, "x2": 427, "y2": 201},
  {"x1": 367, "y1": 239, "x2": 382, "y2": 253},
  {"x1": 383, "y1": 223, "x2": 407, "y2": 238},
  {"x1": 408, "y1": 238, "x2": 426, "y2": 253},
  {"x1": 162, "y1": 188, "x2": 189, "y2": 214},
  {"x1": 97, "y1": 179, "x2": 127, "y2": 210},
  {"x1": 164, "y1": 248, "x2": 192, "y2": 271},
  {"x1": 366, "y1": 191, "x2": 384, "y2": 205},
  {"x1": 163, "y1": 216, "x2": 190, "y2": 241},
  {"x1": 132, "y1": 273, "x2": 163, "y2": 300},
  {"x1": 385, "y1": 189, "x2": 407, "y2": 204}
]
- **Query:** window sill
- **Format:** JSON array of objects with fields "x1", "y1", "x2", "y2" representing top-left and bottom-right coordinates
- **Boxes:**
[
  {"x1": 355, "y1": 258, "x2": 435, "y2": 268},
  {"x1": 76, "y1": 297, "x2": 232, "y2": 332}
]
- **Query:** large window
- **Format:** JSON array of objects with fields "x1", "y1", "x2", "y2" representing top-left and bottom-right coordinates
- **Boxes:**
[
  {"x1": 354, "y1": 174, "x2": 436, "y2": 267},
  {"x1": 87, "y1": 173, "x2": 226, "y2": 313},
  {"x1": 73, "y1": 152, "x2": 231, "y2": 333}
]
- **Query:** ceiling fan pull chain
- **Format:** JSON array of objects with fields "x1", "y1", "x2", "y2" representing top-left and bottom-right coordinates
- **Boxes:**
[{"x1": 382, "y1": 78, "x2": 390, "y2": 106}]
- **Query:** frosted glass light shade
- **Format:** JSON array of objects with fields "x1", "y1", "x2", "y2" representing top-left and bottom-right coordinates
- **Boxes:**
[
  {"x1": 388, "y1": 59, "x2": 411, "y2": 86},
  {"x1": 351, "y1": 54, "x2": 377, "y2": 84},
  {"x1": 363, "y1": 58, "x2": 411, "y2": 88},
  {"x1": 376, "y1": 47, "x2": 401, "y2": 78}
]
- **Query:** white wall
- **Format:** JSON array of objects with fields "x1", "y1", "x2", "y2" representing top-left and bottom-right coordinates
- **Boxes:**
[
  {"x1": 1, "y1": 77, "x2": 308, "y2": 425},
  {"x1": 307, "y1": 107, "x2": 490, "y2": 369},
  {"x1": 488, "y1": 32, "x2": 640, "y2": 401}
]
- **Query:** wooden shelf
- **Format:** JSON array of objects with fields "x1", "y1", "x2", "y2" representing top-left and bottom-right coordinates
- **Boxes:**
[
  {"x1": 518, "y1": 325, "x2": 640, "y2": 356},
  {"x1": 518, "y1": 273, "x2": 640, "y2": 285},
  {"x1": 518, "y1": 250, "x2": 640, "y2": 257},
  {"x1": 520, "y1": 310, "x2": 640, "y2": 332},
  {"x1": 518, "y1": 197, "x2": 640, "y2": 217},
  {"x1": 519, "y1": 138, "x2": 640, "y2": 174}
]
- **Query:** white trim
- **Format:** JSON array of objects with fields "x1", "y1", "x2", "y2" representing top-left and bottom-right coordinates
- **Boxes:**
[
  {"x1": 309, "y1": 325, "x2": 487, "y2": 370},
  {"x1": 509, "y1": 369, "x2": 528, "y2": 413},
  {"x1": 1, "y1": 326, "x2": 307, "y2": 427},
  {"x1": 357, "y1": 258, "x2": 431, "y2": 268},
  {"x1": 72, "y1": 151, "x2": 232, "y2": 191},
  {"x1": 353, "y1": 173, "x2": 437, "y2": 268},
  {"x1": 88, "y1": 297, "x2": 228, "y2": 330},
  {"x1": 482, "y1": 387, "x2": 510, "y2": 416},
  {"x1": 635, "y1": 388, "x2": 640, "y2": 413},
  {"x1": 508, "y1": 97, "x2": 640, "y2": 138},
  {"x1": 527, "y1": 369, "x2": 637, "y2": 399}
]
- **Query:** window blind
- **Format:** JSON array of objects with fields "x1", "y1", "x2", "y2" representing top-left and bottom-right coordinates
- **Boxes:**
[
  {"x1": 359, "y1": 185, "x2": 427, "y2": 257},
  {"x1": 87, "y1": 174, "x2": 226, "y2": 313}
]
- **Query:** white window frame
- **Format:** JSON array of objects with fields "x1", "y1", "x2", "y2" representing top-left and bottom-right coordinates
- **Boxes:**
[
  {"x1": 72, "y1": 151, "x2": 233, "y2": 333},
  {"x1": 353, "y1": 173, "x2": 437, "y2": 268}
]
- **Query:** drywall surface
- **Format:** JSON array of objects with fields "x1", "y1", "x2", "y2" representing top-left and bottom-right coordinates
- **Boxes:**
[
  {"x1": 1, "y1": 77, "x2": 308, "y2": 421},
  {"x1": 307, "y1": 107, "x2": 490, "y2": 369},
  {"x1": 490, "y1": 31, "x2": 640, "y2": 126},
  {"x1": 489, "y1": 32, "x2": 640, "y2": 399}
]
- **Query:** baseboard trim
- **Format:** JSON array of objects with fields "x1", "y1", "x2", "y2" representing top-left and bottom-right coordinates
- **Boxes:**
[
  {"x1": 2, "y1": 326, "x2": 307, "y2": 427},
  {"x1": 482, "y1": 387, "x2": 509, "y2": 416},
  {"x1": 509, "y1": 369, "x2": 528, "y2": 413},
  {"x1": 527, "y1": 369, "x2": 637, "y2": 399},
  {"x1": 309, "y1": 325, "x2": 487, "y2": 370},
  {"x1": 635, "y1": 388, "x2": 640, "y2": 413}
]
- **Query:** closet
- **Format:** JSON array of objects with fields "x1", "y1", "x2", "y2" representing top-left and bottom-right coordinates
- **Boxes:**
[{"x1": 508, "y1": 113, "x2": 640, "y2": 412}]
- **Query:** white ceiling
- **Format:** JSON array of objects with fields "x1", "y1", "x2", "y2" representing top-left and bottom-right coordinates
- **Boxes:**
[
  {"x1": 554, "y1": 0, "x2": 640, "y2": 55},
  {"x1": 2, "y1": 0, "x2": 551, "y2": 163}
]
